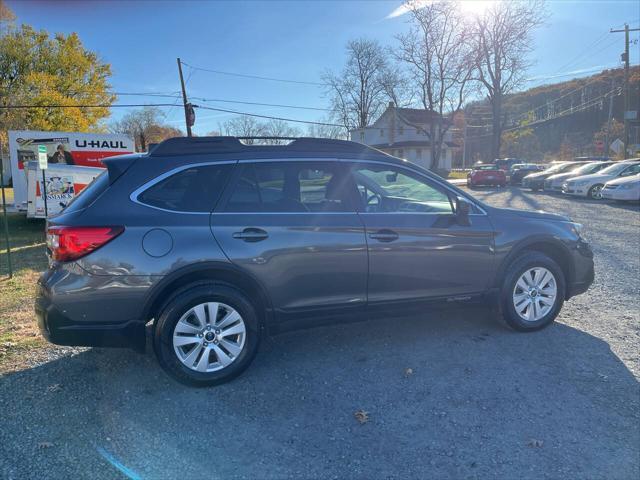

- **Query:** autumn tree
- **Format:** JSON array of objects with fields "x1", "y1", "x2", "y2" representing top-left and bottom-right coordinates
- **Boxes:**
[
  {"x1": 111, "y1": 106, "x2": 182, "y2": 151},
  {"x1": 0, "y1": 16, "x2": 115, "y2": 144},
  {"x1": 395, "y1": 0, "x2": 475, "y2": 171},
  {"x1": 472, "y1": 0, "x2": 547, "y2": 159},
  {"x1": 323, "y1": 38, "x2": 402, "y2": 130},
  {"x1": 500, "y1": 128, "x2": 541, "y2": 160}
]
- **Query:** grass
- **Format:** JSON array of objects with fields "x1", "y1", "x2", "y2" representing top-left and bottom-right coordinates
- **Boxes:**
[
  {"x1": 0, "y1": 212, "x2": 48, "y2": 373},
  {"x1": 1, "y1": 186, "x2": 14, "y2": 206},
  {"x1": 447, "y1": 171, "x2": 469, "y2": 179}
]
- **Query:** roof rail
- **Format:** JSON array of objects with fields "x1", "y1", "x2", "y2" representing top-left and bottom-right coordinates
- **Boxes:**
[{"x1": 148, "y1": 136, "x2": 383, "y2": 157}]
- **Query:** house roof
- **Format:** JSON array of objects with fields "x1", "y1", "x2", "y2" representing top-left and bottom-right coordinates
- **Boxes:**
[{"x1": 395, "y1": 108, "x2": 443, "y2": 125}]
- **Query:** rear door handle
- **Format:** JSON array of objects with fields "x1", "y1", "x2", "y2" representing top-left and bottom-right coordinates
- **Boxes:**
[
  {"x1": 368, "y1": 229, "x2": 399, "y2": 242},
  {"x1": 232, "y1": 228, "x2": 269, "y2": 242}
]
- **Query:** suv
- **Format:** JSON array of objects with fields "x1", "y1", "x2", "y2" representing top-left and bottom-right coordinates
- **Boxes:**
[{"x1": 36, "y1": 137, "x2": 594, "y2": 386}]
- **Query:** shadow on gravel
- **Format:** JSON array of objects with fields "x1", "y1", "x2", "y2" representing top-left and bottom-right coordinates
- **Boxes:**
[{"x1": 1, "y1": 307, "x2": 638, "y2": 479}]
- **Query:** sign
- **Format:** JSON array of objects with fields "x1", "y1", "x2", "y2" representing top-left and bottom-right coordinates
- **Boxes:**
[
  {"x1": 624, "y1": 110, "x2": 638, "y2": 120},
  {"x1": 7, "y1": 130, "x2": 134, "y2": 210},
  {"x1": 38, "y1": 145, "x2": 48, "y2": 169},
  {"x1": 610, "y1": 138, "x2": 624, "y2": 154}
]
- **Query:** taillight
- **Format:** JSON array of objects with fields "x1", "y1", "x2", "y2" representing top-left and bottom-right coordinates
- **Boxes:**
[{"x1": 46, "y1": 226, "x2": 124, "y2": 262}]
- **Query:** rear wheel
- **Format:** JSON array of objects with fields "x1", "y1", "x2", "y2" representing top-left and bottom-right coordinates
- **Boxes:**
[
  {"x1": 588, "y1": 184, "x2": 604, "y2": 200},
  {"x1": 153, "y1": 284, "x2": 260, "y2": 386},
  {"x1": 500, "y1": 252, "x2": 565, "y2": 331}
]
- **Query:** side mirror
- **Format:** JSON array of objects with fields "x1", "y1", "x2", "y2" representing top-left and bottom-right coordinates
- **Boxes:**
[{"x1": 455, "y1": 196, "x2": 472, "y2": 226}]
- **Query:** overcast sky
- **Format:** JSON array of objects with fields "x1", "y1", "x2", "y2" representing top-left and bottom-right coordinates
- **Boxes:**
[{"x1": 8, "y1": 0, "x2": 640, "y2": 135}]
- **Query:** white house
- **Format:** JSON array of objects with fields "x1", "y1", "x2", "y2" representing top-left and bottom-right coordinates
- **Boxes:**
[{"x1": 350, "y1": 103, "x2": 454, "y2": 171}]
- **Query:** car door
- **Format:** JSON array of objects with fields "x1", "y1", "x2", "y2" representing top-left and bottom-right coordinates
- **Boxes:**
[
  {"x1": 351, "y1": 162, "x2": 495, "y2": 305},
  {"x1": 211, "y1": 160, "x2": 368, "y2": 327}
]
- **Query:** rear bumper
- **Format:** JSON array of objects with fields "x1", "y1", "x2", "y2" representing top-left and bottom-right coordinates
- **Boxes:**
[{"x1": 35, "y1": 270, "x2": 147, "y2": 352}]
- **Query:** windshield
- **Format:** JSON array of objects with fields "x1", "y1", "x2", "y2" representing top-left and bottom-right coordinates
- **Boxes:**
[
  {"x1": 544, "y1": 163, "x2": 571, "y2": 174},
  {"x1": 474, "y1": 165, "x2": 498, "y2": 171},
  {"x1": 598, "y1": 162, "x2": 637, "y2": 175},
  {"x1": 570, "y1": 162, "x2": 606, "y2": 176}
]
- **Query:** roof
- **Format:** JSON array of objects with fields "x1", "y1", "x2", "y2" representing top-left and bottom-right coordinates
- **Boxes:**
[
  {"x1": 148, "y1": 136, "x2": 396, "y2": 162},
  {"x1": 395, "y1": 108, "x2": 443, "y2": 125}
]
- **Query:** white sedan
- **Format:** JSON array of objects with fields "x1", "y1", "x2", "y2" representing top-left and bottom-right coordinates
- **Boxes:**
[
  {"x1": 562, "y1": 160, "x2": 640, "y2": 199},
  {"x1": 601, "y1": 173, "x2": 640, "y2": 201}
]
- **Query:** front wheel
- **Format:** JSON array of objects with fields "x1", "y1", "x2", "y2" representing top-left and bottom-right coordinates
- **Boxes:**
[
  {"x1": 153, "y1": 284, "x2": 261, "y2": 386},
  {"x1": 500, "y1": 252, "x2": 565, "y2": 331},
  {"x1": 588, "y1": 184, "x2": 604, "y2": 200}
]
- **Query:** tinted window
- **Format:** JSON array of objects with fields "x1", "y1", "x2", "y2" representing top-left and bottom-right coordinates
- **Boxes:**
[
  {"x1": 62, "y1": 170, "x2": 109, "y2": 213},
  {"x1": 139, "y1": 164, "x2": 232, "y2": 212},
  {"x1": 353, "y1": 165, "x2": 453, "y2": 214},
  {"x1": 224, "y1": 162, "x2": 355, "y2": 213}
]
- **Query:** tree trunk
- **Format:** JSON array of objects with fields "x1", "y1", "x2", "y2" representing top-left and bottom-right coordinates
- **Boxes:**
[{"x1": 491, "y1": 92, "x2": 502, "y2": 160}]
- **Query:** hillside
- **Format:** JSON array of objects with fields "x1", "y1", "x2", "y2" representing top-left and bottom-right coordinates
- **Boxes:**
[{"x1": 463, "y1": 66, "x2": 640, "y2": 162}]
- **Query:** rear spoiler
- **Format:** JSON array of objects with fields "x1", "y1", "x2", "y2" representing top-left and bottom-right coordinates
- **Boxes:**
[{"x1": 101, "y1": 154, "x2": 142, "y2": 184}]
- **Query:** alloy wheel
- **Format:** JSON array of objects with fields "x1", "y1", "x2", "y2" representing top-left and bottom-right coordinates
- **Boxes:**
[
  {"x1": 512, "y1": 267, "x2": 557, "y2": 322},
  {"x1": 590, "y1": 185, "x2": 603, "y2": 200},
  {"x1": 172, "y1": 302, "x2": 246, "y2": 372}
]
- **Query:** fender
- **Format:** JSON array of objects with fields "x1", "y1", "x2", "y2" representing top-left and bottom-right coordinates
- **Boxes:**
[
  {"x1": 140, "y1": 260, "x2": 274, "y2": 329},
  {"x1": 493, "y1": 234, "x2": 575, "y2": 289}
]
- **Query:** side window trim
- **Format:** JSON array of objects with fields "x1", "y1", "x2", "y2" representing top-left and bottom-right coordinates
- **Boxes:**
[{"x1": 130, "y1": 160, "x2": 238, "y2": 214}]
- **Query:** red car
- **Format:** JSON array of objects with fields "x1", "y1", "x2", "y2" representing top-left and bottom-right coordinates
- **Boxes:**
[{"x1": 467, "y1": 164, "x2": 507, "y2": 187}]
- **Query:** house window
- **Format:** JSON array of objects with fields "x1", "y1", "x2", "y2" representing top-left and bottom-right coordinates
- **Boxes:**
[
  {"x1": 380, "y1": 129, "x2": 384, "y2": 137},
  {"x1": 398, "y1": 126, "x2": 404, "y2": 135},
  {"x1": 359, "y1": 131, "x2": 365, "y2": 142},
  {"x1": 416, "y1": 148, "x2": 422, "y2": 159}
]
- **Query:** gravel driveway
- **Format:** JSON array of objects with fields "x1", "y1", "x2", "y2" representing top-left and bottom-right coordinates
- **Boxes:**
[{"x1": 1, "y1": 187, "x2": 638, "y2": 479}]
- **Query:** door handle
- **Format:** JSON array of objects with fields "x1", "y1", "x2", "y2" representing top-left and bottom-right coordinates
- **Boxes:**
[
  {"x1": 232, "y1": 228, "x2": 269, "y2": 242},
  {"x1": 368, "y1": 229, "x2": 399, "y2": 242}
]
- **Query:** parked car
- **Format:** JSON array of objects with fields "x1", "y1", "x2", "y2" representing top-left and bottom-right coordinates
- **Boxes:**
[
  {"x1": 562, "y1": 160, "x2": 640, "y2": 199},
  {"x1": 494, "y1": 158, "x2": 522, "y2": 171},
  {"x1": 467, "y1": 164, "x2": 507, "y2": 187},
  {"x1": 522, "y1": 162, "x2": 584, "y2": 191},
  {"x1": 600, "y1": 173, "x2": 640, "y2": 202},
  {"x1": 509, "y1": 164, "x2": 545, "y2": 185},
  {"x1": 36, "y1": 137, "x2": 594, "y2": 386},
  {"x1": 543, "y1": 161, "x2": 615, "y2": 192}
]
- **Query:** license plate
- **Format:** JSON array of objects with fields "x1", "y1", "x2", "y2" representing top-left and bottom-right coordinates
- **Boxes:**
[{"x1": 487, "y1": 176, "x2": 495, "y2": 180}]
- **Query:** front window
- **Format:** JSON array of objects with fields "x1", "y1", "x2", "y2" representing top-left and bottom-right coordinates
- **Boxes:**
[{"x1": 352, "y1": 165, "x2": 453, "y2": 214}]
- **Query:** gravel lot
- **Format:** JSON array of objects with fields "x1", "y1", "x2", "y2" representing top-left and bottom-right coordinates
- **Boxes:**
[{"x1": 1, "y1": 187, "x2": 638, "y2": 480}]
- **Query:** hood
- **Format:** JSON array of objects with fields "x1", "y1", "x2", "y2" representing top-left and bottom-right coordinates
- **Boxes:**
[
  {"x1": 605, "y1": 173, "x2": 640, "y2": 186},
  {"x1": 524, "y1": 170, "x2": 551, "y2": 179},
  {"x1": 566, "y1": 171, "x2": 616, "y2": 183},
  {"x1": 546, "y1": 172, "x2": 575, "y2": 181},
  {"x1": 489, "y1": 206, "x2": 571, "y2": 222}
]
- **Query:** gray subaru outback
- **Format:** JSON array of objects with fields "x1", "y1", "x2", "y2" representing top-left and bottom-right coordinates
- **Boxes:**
[{"x1": 36, "y1": 137, "x2": 594, "y2": 386}]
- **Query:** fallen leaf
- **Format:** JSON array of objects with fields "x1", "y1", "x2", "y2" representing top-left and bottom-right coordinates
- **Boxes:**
[
  {"x1": 46, "y1": 384, "x2": 62, "y2": 393},
  {"x1": 38, "y1": 442, "x2": 54, "y2": 449},
  {"x1": 404, "y1": 368, "x2": 414, "y2": 377},
  {"x1": 528, "y1": 439, "x2": 544, "y2": 448},
  {"x1": 354, "y1": 410, "x2": 369, "y2": 424}
]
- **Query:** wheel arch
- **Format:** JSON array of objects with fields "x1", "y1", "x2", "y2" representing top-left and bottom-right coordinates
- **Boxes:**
[
  {"x1": 495, "y1": 237, "x2": 574, "y2": 297},
  {"x1": 142, "y1": 262, "x2": 274, "y2": 332}
]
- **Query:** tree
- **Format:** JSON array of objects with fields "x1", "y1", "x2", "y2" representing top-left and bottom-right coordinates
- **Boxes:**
[
  {"x1": 0, "y1": 23, "x2": 115, "y2": 144},
  {"x1": 500, "y1": 128, "x2": 541, "y2": 160},
  {"x1": 261, "y1": 119, "x2": 301, "y2": 144},
  {"x1": 219, "y1": 115, "x2": 266, "y2": 144},
  {"x1": 323, "y1": 38, "x2": 399, "y2": 130},
  {"x1": 394, "y1": 0, "x2": 475, "y2": 170},
  {"x1": 472, "y1": 0, "x2": 546, "y2": 159},
  {"x1": 111, "y1": 106, "x2": 182, "y2": 151},
  {"x1": 306, "y1": 118, "x2": 348, "y2": 139}
]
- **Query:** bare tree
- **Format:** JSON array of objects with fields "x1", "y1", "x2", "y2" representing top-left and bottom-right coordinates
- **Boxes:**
[
  {"x1": 323, "y1": 38, "x2": 400, "y2": 130},
  {"x1": 473, "y1": 0, "x2": 547, "y2": 158},
  {"x1": 394, "y1": 0, "x2": 475, "y2": 170},
  {"x1": 306, "y1": 118, "x2": 348, "y2": 140},
  {"x1": 219, "y1": 115, "x2": 265, "y2": 144},
  {"x1": 262, "y1": 119, "x2": 301, "y2": 144},
  {"x1": 110, "y1": 106, "x2": 180, "y2": 151}
]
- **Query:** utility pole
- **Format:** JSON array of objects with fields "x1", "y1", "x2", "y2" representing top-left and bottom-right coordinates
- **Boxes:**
[
  {"x1": 0, "y1": 140, "x2": 12, "y2": 278},
  {"x1": 611, "y1": 24, "x2": 640, "y2": 159},
  {"x1": 604, "y1": 78, "x2": 615, "y2": 156},
  {"x1": 177, "y1": 58, "x2": 193, "y2": 137}
]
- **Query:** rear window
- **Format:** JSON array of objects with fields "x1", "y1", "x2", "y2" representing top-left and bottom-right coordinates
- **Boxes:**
[
  {"x1": 62, "y1": 170, "x2": 109, "y2": 213},
  {"x1": 138, "y1": 164, "x2": 233, "y2": 212}
]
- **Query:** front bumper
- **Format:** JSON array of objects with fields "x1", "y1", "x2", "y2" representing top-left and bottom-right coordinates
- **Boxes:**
[
  {"x1": 523, "y1": 178, "x2": 545, "y2": 190},
  {"x1": 562, "y1": 184, "x2": 587, "y2": 196},
  {"x1": 601, "y1": 188, "x2": 640, "y2": 201},
  {"x1": 566, "y1": 238, "x2": 595, "y2": 299}
]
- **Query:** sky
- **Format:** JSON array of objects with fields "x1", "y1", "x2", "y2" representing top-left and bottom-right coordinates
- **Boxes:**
[{"x1": 7, "y1": 0, "x2": 640, "y2": 135}]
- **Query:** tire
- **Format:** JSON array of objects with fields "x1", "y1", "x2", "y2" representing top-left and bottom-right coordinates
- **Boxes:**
[
  {"x1": 153, "y1": 284, "x2": 261, "y2": 387},
  {"x1": 588, "y1": 184, "x2": 604, "y2": 200},
  {"x1": 530, "y1": 186, "x2": 539, "y2": 192},
  {"x1": 500, "y1": 252, "x2": 565, "y2": 332}
]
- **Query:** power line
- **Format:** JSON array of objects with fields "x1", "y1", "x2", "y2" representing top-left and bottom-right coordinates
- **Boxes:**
[
  {"x1": 181, "y1": 60, "x2": 327, "y2": 87},
  {"x1": 194, "y1": 96, "x2": 334, "y2": 112},
  {"x1": 0, "y1": 103, "x2": 178, "y2": 109},
  {"x1": 196, "y1": 105, "x2": 343, "y2": 127}
]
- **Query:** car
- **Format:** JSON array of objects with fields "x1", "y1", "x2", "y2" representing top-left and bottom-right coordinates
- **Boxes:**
[
  {"x1": 522, "y1": 161, "x2": 584, "y2": 191},
  {"x1": 509, "y1": 164, "x2": 545, "y2": 185},
  {"x1": 543, "y1": 161, "x2": 615, "y2": 192},
  {"x1": 562, "y1": 160, "x2": 640, "y2": 199},
  {"x1": 493, "y1": 158, "x2": 522, "y2": 171},
  {"x1": 600, "y1": 173, "x2": 640, "y2": 202},
  {"x1": 467, "y1": 164, "x2": 507, "y2": 187},
  {"x1": 36, "y1": 137, "x2": 595, "y2": 387}
]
